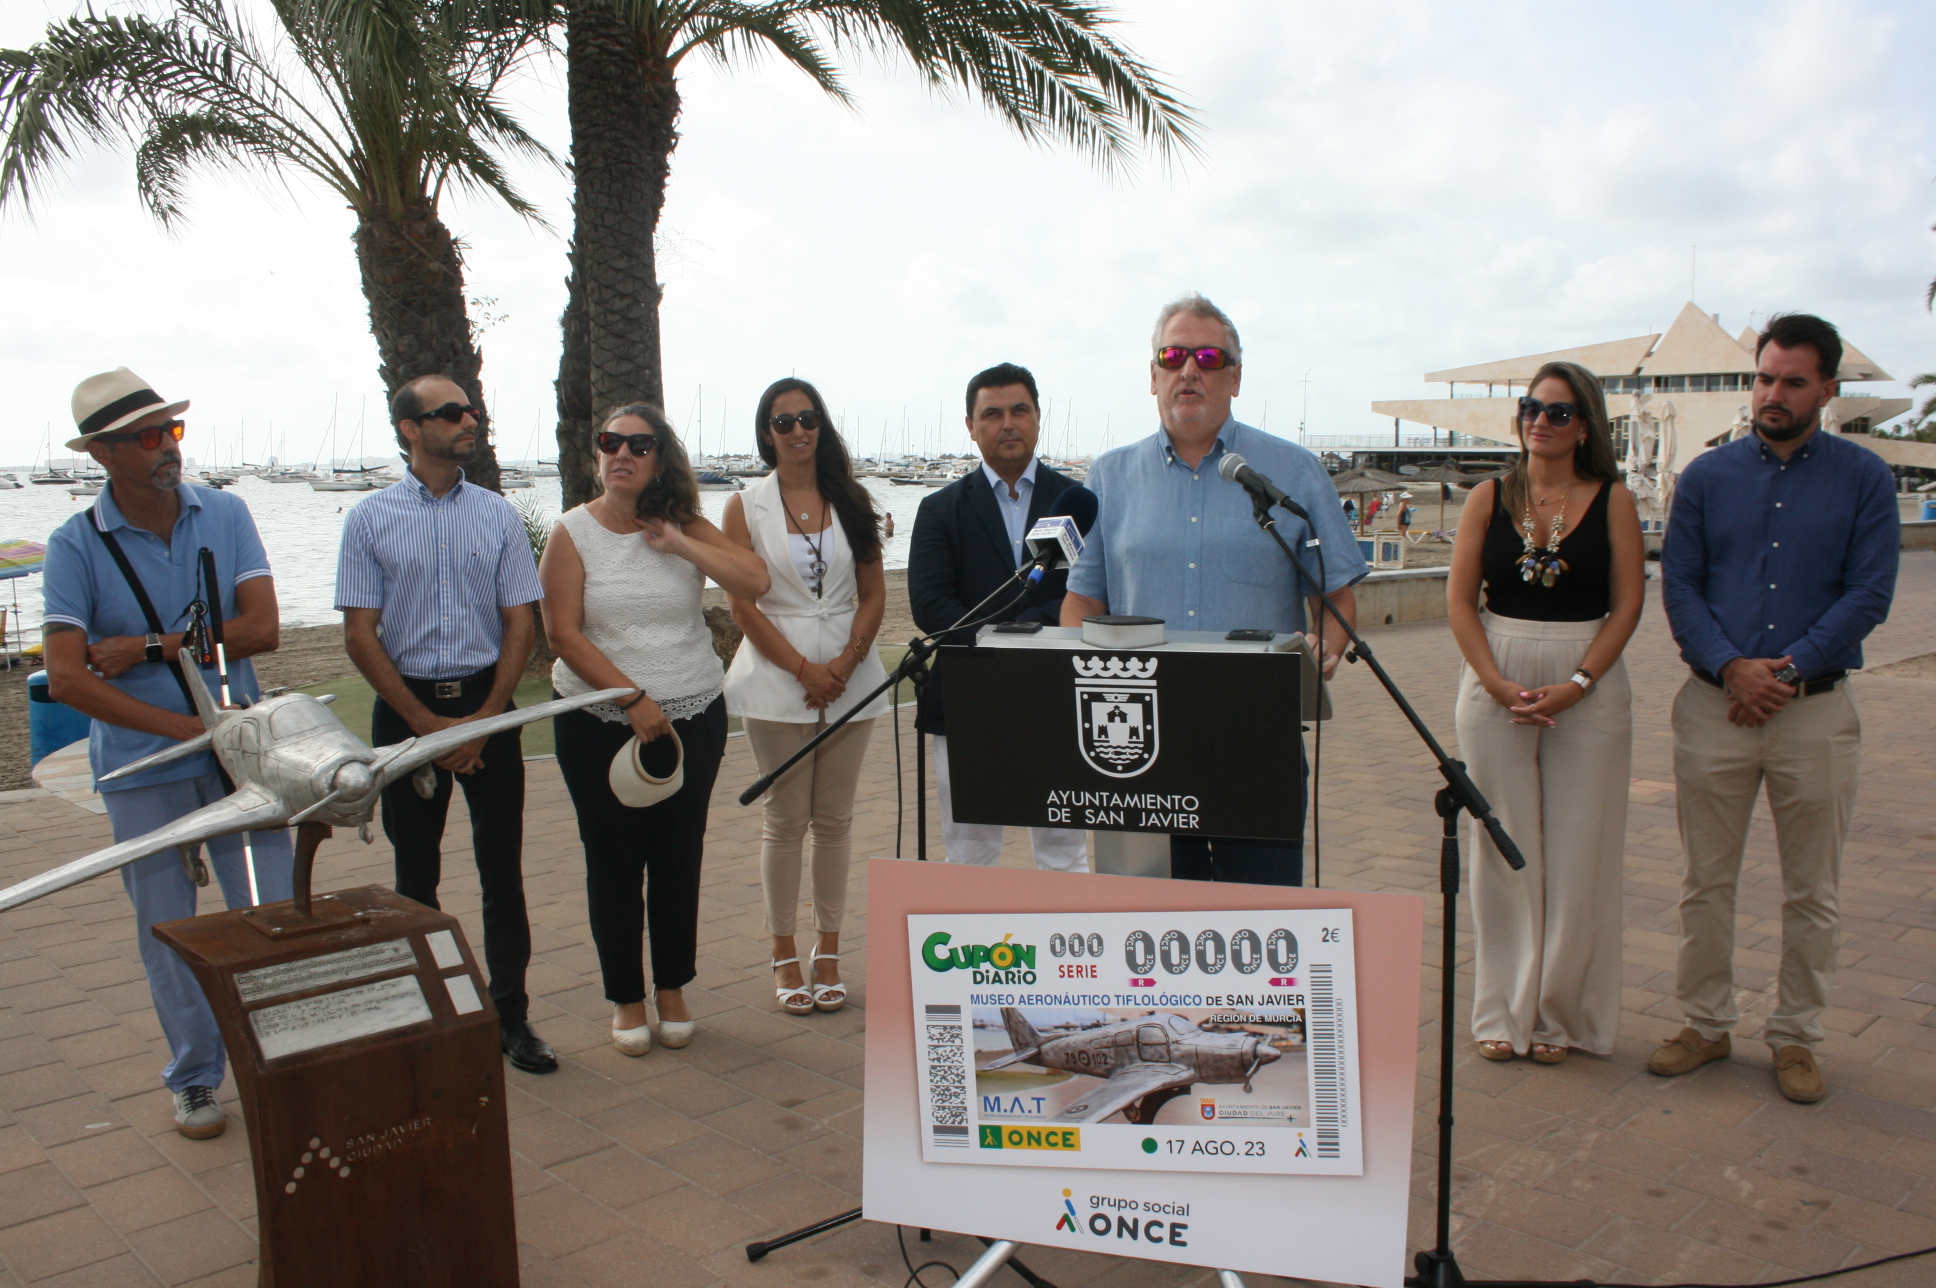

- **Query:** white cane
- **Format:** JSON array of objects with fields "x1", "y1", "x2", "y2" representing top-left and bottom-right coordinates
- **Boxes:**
[{"x1": 214, "y1": 641, "x2": 261, "y2": 906}]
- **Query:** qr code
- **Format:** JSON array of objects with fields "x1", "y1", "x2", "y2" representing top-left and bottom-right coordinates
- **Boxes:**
[{"x1": 923, "y1": 1007, "x2": 969, "y2": 1143}]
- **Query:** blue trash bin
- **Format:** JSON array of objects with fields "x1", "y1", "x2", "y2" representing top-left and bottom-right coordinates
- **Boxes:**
[
  {"x1": 1921, "y1": 497, "x2": 1936, "y2": 522},
  {"x1": 28, "y1": 670, "x2": 91, "y2": 767}
]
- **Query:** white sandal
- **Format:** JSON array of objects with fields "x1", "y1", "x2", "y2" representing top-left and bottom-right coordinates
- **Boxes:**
[
  {"x1": 772, "y1": 959, "x2": 814, "y2": 1015},
  {"x1": 811, "y1": 951, "x2": 847, "y2": 1013}
]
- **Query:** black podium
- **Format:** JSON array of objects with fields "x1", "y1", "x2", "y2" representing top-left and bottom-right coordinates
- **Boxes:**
[{"x1": 939, "y1": 624, "x2": 1316, "y2": 841}]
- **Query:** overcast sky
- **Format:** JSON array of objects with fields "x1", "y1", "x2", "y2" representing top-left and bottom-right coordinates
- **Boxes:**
[{"x1": 3, "y1": 0, "x2": 1933, "y2": 468}]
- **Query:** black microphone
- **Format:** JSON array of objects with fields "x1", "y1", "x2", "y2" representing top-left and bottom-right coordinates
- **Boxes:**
[
  {"x1": 1217, "y1": 453, "x2": 1311, "y2": 523},
  {"x1": 1022, "y1": 484, "x2": 1099, "y2": 579}
]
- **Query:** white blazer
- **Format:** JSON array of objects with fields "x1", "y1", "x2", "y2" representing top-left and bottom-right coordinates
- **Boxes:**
[{"x1": 724, "y1": 472, "x2": 891, "y2": 724}]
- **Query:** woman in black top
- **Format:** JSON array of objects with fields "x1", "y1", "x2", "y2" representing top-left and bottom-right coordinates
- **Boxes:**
[{"x1": 1448, "y1": 360, "x2": 1645, "y2": 1064}]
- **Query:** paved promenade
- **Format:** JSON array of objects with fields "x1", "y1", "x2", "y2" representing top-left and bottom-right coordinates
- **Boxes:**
[{"x1": 0, "y1": 553, "x2": 1931, "y2": 1288}]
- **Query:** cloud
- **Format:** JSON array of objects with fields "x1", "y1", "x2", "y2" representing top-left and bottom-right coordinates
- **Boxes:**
[{"x1": 0, "y1": 0, "x2": 1931, "y2": 470}]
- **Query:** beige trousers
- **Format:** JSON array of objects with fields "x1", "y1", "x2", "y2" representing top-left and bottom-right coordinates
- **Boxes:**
[
  {"x1": 744, "y1": 716, "x2": 876, "y2": 937},
  {"x1": 1456, "y1": 613, "x2": 1631, "y2": 1055},
  {"x1": 1670, "y1": 675, "x2": 1859, "y2": 1051}
]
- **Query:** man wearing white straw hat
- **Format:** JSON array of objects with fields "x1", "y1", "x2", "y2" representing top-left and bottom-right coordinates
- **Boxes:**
[{"x1": 40, "y1": 367, "x2": 294, "y2": 1140}]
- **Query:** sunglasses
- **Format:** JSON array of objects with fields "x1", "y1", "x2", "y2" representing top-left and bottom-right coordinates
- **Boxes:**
[
  {"x1": 97, "y1": 421, "x2": 185, "y2": 450},
  {"x1": 767, "y1": 411, "x2": 822, "y2": 433},
  {"x1": 595, "y1": 431, "x2": 659, "y2": 456},
  {"x1": 412, "y1": 402, "x2": 478, "y2": 425},
  {"x1": 1154, "y1": 346, "x2": 1236, "y2": 371},
  {"x1": 1518, "y1": 397, "x2": 1581, "y2": 428}
]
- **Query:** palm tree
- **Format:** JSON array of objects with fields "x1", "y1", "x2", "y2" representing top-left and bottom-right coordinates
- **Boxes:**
[
  {"x1": 0, "y1": 0, "x2": 551, "y2": 491},
  {"x1": 550, "y1": 0, "x2": 1198, "y2": 506}
]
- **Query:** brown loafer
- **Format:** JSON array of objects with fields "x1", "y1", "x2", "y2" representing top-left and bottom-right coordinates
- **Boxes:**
[
  {"x1": 1647, "y1": 1027, "x2": 1730, "y2": 1077},
  {"x1": 1774, "y1": 1046, "x2": 1825, "y2": 1103}
]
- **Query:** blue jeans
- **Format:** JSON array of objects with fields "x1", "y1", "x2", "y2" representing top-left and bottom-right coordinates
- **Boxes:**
[
  {"x1": 103, "y1": 774, "x2": 294, "y2": 1092},
  {"x1": 1170, "y1": 738, "x2": 1309, "y2": 886}
]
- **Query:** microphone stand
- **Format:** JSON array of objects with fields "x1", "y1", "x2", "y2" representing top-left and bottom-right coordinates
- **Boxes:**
[
  {"x1": 741, "y1": 556, "x2": 1062, "y2": 1278},
  {"x1": 1243, "y1": 489, "x2": 1530, "y2": 1288}
]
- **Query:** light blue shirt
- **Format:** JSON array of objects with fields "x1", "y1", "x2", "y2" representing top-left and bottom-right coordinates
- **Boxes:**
[
  {"x1": 981, "y1": 457, "x2": 1040, "y2": 568},
  {"x1": 1067, "y1": 419, "x2": 1366, "y2": 635},
  {"x1": 334, "y1": 469, "x2": 543, "y2": 679},
  {"x1": 42, "y1": 483, "x2": 273, "y2": 792}
]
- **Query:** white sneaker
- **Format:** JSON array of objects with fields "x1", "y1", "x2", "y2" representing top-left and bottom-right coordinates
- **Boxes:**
[{"x1": 173, "y1": 1086, "x2": 226, "y2": 1139}]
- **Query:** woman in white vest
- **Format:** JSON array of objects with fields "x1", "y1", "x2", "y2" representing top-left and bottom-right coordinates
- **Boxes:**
[
  {"x1": 541, "y1": 403, "x2": 769, "y2": 1057},
  {"x1": 723, "y1": 378, "x2": 889, "y2": 1015}
]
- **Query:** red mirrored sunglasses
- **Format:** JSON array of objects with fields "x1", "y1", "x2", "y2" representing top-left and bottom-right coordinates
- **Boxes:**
[{"x1": 96, "y1": 421, "x2": 186, "y2": 450}]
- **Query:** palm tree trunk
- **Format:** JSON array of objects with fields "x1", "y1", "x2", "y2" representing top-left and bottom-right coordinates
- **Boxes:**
[
  {"x1": 554, "y1": 244, "x2": 596, "y2": 509},
  {"x1": 354, "y1": 199, "x2": 502, "y2": 492},
  {"x1": 555, "y1": 0, "x2": 680, "y2": 508}
]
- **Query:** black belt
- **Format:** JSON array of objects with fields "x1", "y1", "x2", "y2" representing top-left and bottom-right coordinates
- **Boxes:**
[
  {"x1": 1692, "y1": 667, "x2": 1846, "y2": 697},
  {"x1": 403, "y1": 666, "x2": 496, "y2": 700}
]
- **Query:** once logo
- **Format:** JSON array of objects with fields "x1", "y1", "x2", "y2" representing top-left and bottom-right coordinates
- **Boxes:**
[{"x1": 980, "y1": 1125, "x2": 1080, "y2": 1151}]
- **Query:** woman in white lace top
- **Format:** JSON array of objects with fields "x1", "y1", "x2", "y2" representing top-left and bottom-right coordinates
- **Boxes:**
[{"x1": 540, "y1": 404, "x2": 769, "y2": 1056}]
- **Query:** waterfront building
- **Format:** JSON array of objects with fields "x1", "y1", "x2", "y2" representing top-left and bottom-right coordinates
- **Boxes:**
[{"x1": 1373, "y1": 301, "x2": 1930, "y2": 464}]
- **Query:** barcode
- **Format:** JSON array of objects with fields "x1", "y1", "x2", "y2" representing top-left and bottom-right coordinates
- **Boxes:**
[
  {"x1": 923, "y1": 1004, "x2": 969, "y2": 1147},
  {"x1": 1308, "y1": 964, "x2": 1346, "y2": 1158}
]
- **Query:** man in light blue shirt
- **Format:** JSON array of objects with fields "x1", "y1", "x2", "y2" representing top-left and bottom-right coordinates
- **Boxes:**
[
  {"x1": 1065, "y1": 295, "x2": 1365, "y2": 885},
  {"x1": 42, "y1": 367, "x2": 293, "y2": 1141},
  {"x1": 336, "y1": 374, "x2": 550, "y2": 1073}
]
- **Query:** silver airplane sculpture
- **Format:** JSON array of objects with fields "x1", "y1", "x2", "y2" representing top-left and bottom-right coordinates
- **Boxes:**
[
  {"x1": 983, "y1": 1006, "x2": 1282, "y2": 1124},
  {"x1": 0, "y1": 650, "x2": 629, "y2": 918}
]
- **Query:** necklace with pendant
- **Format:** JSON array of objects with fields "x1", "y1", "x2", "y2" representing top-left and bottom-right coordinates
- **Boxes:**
[
  {"x1": 1518, "y1": 488, "x2": 1570, "y2": 587},
  {"x1": 785, "y1": 500, "x2": 829, "y2": 598}
]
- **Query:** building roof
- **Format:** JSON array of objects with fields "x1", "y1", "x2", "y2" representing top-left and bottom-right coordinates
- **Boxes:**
[
  {"x1": 1424, "y1": 334, "x2": 1659, "y2": 385},
  {"x1": 1638, "y1": 302, "x2": 1758, "y2": 376},
  {"x1": 1422, "y1": 303, "x2": 1893, "y2": 385}
]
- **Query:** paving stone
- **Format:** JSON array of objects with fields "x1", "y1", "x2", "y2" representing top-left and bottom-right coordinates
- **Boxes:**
[{"x1": 0, "y1": 563, "x2": 1932, "y2": 1283}]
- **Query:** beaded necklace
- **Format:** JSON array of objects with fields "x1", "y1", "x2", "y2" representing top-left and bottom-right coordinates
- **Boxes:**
[{"x1": 1516, "y1": 487, "x2": 1571, "y2": 587}]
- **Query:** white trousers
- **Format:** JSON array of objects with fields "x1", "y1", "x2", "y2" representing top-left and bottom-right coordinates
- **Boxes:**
[
  {"x1": 1456, "y1": 612, "x2": 1631, "y2": 1055},
  {"x1": 933, "y1": 735, "x2": 1089, "y2": 871}
]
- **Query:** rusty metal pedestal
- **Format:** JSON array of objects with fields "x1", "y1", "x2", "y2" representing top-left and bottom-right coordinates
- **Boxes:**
[{"x1": 154, "y1": 867, "x2": 517, "y2": 1288}]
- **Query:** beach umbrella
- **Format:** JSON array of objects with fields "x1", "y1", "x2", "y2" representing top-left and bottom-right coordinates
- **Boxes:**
[
  {"x1": 0, "y1": 539, "x2": 45, "y2": 579},
  {"x1": 0, "y1": 539, "x2": 45, "y2": 665},
  {"x1": 1403, "y1": 464, "x2": 1509, "y2": 529}
]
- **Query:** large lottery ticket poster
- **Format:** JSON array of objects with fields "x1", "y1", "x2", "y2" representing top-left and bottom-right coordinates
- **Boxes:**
[
  {"x1": 908, "y1": 910, "x2": 1364, "y2": 1176},
  {"x1": 861, "y1": 860, "x2": 1424, "y2": 1288}
]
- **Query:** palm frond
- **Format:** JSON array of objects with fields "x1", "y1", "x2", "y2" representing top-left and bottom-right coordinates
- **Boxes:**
[
  {"x1": 788, "y1": 0, "x2": 1200, "y2": 170},
  {"x1": 671, "y1": 2, "x2": 851, "y2": 103},
  {"x1": 2, "y1": 0, "x2": 554, "y2": 226},
  {"x1": 134, "y1": 110, "x2": 281, "y2": 225}
]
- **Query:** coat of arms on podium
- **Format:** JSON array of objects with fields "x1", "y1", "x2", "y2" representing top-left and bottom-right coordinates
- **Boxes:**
[{"x1": 1073, "y1": 655, "x2": 1160, "y2": 778}]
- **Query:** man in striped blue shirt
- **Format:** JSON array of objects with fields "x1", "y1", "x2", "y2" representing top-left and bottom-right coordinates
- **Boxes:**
[{"x1": 335, "y1": 375, "x2": 552, "y2": 1073}]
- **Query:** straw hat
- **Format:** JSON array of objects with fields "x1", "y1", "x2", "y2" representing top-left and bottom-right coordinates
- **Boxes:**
[
  {"x1": 608, "y1": 729, "x2": 685, "y2": 808},
  {"x1": 68, "y1": 368, "x2": 190, "y2": 451}
]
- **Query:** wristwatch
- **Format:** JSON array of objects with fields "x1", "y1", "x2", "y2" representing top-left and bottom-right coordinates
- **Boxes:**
[
  {"x1": 144, "y1": 632, "x2": 164, "y2": 665},
  {"x1": 1772, "y1": 664, "x2": 1800, "y2": 687}
]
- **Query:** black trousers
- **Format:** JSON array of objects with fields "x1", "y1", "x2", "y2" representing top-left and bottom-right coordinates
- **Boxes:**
[
  {"x1": 553, "y1": 697, "x2": 728, "y2": 1002},
  {"x1": 373, "y1": 669, "x2": 531, "y2": 1023}
]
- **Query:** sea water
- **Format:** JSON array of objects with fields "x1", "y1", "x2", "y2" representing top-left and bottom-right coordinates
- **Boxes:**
[{"x1": 0, "y1": 474, "x2": 941, "y2": 641}]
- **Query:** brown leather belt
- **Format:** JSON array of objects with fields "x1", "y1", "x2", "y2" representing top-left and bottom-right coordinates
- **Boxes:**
[{"x1": 1692, "y1": 667, "x2": 1846, "y2": 697}]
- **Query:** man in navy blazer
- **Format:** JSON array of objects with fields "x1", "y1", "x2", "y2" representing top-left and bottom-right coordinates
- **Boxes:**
[{"x1": 909, "y1": 363, "x2": 1089, "y2": 871}]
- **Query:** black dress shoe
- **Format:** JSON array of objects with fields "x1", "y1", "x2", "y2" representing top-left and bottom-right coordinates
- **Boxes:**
[{"x1": 500, "y1": 1019, "x2": 557, "y2": 1074}]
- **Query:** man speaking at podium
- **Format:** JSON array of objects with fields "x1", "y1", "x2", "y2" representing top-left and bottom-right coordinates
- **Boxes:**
[
  {"x1": 1061, "y1": 295, "x2": 1365, "y2": 886},
  {"x1": 910, "y1": 363, "x2": 1089, "y2": 871}
]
